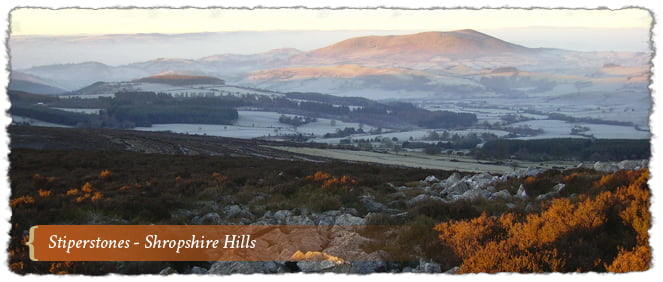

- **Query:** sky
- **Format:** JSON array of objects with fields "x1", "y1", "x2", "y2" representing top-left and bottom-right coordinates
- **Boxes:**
[{"x1": 10, "y1": 7, "x2": 652, "y2": 35}]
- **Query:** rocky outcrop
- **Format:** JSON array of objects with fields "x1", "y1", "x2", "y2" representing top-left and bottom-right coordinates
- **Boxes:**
[
  {"x1": 168, "y1": 160, "x2": 649, "y2": 274},
  {"x1": 593, "y1": 160, "x2": 648, "y2": 172},
  {"x1": 429, "y1": 172, "x2": 500, "y2": 202}
]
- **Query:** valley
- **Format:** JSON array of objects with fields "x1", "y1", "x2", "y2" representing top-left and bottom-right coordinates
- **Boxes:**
[
  {"x1": 8, "y1": 30, "x2": 651, "y2": 150},
  {"x1": 6, "y1": 26, "x2": 653, "y2": 275}
]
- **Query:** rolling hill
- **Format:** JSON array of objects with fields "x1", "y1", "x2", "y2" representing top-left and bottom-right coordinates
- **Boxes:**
[
  {"x1": 132, "y1": 73, "x2": 225, "y2": 86},
  {"x1": 12, "y1": 29, "x2": 651, "y2": 101},
  {"x1": 8, "y1": 72, "x2": 68, "y2": 95},
  {"x1": 294, "y1": 29, "x2": 532, "y2": 65}
]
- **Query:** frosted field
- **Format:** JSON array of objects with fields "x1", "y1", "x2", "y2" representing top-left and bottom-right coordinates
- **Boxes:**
[
  {"x1": 133, "y1": 83, "x2": 184, "y2": 92},
  {"x1": 297, "y1": 118, "x2": 376, "y2": 136},
  {"x1": 52, "y1": 108, "x2": 102, "y2": 114},
  {"x1": 511, "y1": 120, "x2": 649, "y2": 140},
  {"x1": 60, "y1": 94, "x2": 115, "y2": 99},
  {"x1": 443, "y1": 129, "x2": 511, "y2": 137},
  {"x1": 134, "y1": 111, "x2": 376, "y2": 139},
  {"x1": 439, "y1": 96, "x2": 648, "y2": 123},
  {"x1": 314, "y1": 128, "x2": 511, "y2": 144},
  {"x1": 234, "y1": 111, "x2": 286, "y2": 128},
  {"x1": 315, "y1": 129, "x2": 431, "y2": 144},
  {"x1": 235, "y1": 111, "x2": 374, "y2": 134},
  {"x1": 421, "y1": 102, "x2": 548, "y2": 125},
  {"x1": 273, "y1": 147, "x2": 578, "y2": 174},
  {"x1": 220, "y1": 86, "x2": 284, "y2": 98},
  {"x1": 134, "y1": 124, "x2": 282, "y2": 139},
  {"x1": 584, "y1": 124, "x2": 650, "y2": 139},
  {"x1": 153, "y1": 84, "x2": 285, "y2": 99},
  {"x1": 12, "y1": 115, "x2": 72, "y2": 128}
]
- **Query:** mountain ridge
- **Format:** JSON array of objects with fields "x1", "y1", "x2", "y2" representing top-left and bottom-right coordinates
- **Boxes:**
[{"x1": 12, "y1": 29, "x2": 650, "y2": 101}]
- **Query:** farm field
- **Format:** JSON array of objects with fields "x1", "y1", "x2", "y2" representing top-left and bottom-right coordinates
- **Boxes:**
[{"x1": 270, "y1": 146, "x2": 579, "y2": 173}]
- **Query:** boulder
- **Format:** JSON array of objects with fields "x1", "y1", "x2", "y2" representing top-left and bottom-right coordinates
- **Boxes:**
[
  {"x1": 273, "y1": 210, "x2": 293, "y2": 222},
  {"x1": 552, "y1": 183, "x2": 565, "y2": 193},
  {"x1": 536, "y1": 192, "x2": 556, "y2": 201},
  {"x1": 415, "y1": 259, "x2": 441, "y2": 273},
  {"x1": 223, "y1": 205, "x2": 243, "y2": 218},
  {"x1": 422, "y1": 262, "x2": 442, "y2": 273},
  {"x1": 593, "y1": 161, "x2": 619, "y2": 172},
  {"x1": 315, "y1": 214, "x2": 336, "y2": 225},
  {"x1": 350, "y1": 261, "x2": 387, "y2": 274},
  {"x1": 490, "y1": 190, "x2": 512, "y2": 200},
  {"x1": 389, "y1": 191, "x2": 407, "y2": 199},
  {"x1": 323, "y1": 210, "x2": 342, "y2": 217},
  {"x1": 441, "y1": 181, "x2": 471, "y2": 197},
  {"x1": 424, "y1": 175, "x2": 439, "y2": 183},
  {"x1": 396, "y1": 185, "x2": 410, "y2": 191},
  {"x1": 406, "y1": 194, "x2": 444, "y2": 206},
  {"x1": 340, "y1": 207, "x2": 360, "y2": 216},
  {"x1": 442, "y1": 172, "x2": 462, "y2": 186},
  {"x1": 192, "y1": 212, "x2": 223, "y2": 225},
  {"x1": 159, "y1": 266, "x2": 177, "y2": 275},
  {"x1": 455, "y1": 189, "x2": 490, "y2": 201},
  {"x1": 516, "y1": 185, "x2": 527, "y2": 199},
  {"x1": 499, "y1": 172, "x2": 518, "y2": 181},
  {"x1": 196, "y1": 200, "x2": 220, "y2": 212},
  {"x1": 297, "y1": 260, "x2": 338, "y2": 272},
  {"x1": 285, "y1": 215, "x2": 315, "y2": 225},
  {"x1": 335, "y1": 214, "x2": 366, "y2": 225},
  {"x1": 445, "y1": 266, "x2": 460, "y2": 274},
  {"x1": 360, "y1": 194, "x2": 388, "y2": 212},
  {"x1": 207, "y1": 261, "x2": 284, "y2": 274},
  {"x1": 466, "y1": 173, "x2": 495, "y2": 189},
  {"x1": 190, "y1": 266, "x2": 207, "y2": 274}
]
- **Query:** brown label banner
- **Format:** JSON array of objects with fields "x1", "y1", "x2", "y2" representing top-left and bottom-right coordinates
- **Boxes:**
[{"x1": 27, "y1": 225, "x2": 389, "y2": 262}]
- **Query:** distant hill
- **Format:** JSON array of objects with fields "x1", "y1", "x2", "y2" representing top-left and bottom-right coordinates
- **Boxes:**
[
  {"x1": 295, "y1": 29, "x2": 531, "y2": 65},
  {"x1": 20, "y1": 62, "x2": 148, "y2": 90},
  {"x1": 69, "y1": 81, "x2": 135, "y2": 95},
  {"x1": 14, "y1": 29, "x2": 651, "y2": 101},
  {"x1": 9, "y1": 72, "x2": 68, "y2": 95},
  {"x1": 132, "y1": 74, "x2": 225, "y2": 86},
  {"x1": 8, "y1": 79, "x2": 68, "y2": 95}
]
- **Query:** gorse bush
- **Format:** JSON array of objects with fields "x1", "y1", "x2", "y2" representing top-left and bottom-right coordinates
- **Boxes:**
[
  {"x1": 99, "y1": 170, "x2": 112, "y2": 180},
  {"x1": 305, "y1": 171, "x2": 357, "y2": 189},
  {"x1": 434, "y1": 169, "x2": 650, "y2": 273},
  {"x1": 10, "y1": 195, "x2": 35, "y2": 208}
]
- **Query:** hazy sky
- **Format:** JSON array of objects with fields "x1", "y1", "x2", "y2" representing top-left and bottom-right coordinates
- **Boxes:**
[
  {"x1": 11, "y1": 8, "x2": 652, "y2": 35},
  {"x1": 8, "y1": 7, "x2": 654, "y2": 68}
]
